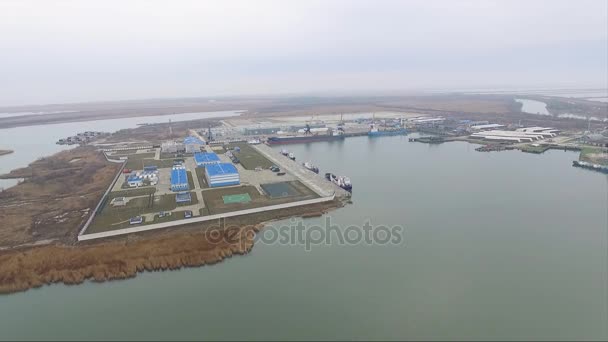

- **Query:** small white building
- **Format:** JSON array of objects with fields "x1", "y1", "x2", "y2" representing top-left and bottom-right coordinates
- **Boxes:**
[
  {"x1": 110, "y1": 197, "x2": 127, "y2": 207},
  {"x1": 161, "y1": 141, "x2": 185, "y2": 154},
  {"x1": 127, "y1": 174, "x2": 144, "y2": 187}
]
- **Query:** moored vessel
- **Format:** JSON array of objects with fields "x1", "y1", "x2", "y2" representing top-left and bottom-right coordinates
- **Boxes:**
[
  {"x1": 572, "y1": 160, "x2": 608, "y2": 173},
  {"x1": 267, "y1": 126, "x2": 345, "y2": 145},
  {"x1": 325, "y1": 172, "x2": 352, "y2": 192},
  {"x1": 302, "y1": 162, "x2": 319, "y2": 173}
]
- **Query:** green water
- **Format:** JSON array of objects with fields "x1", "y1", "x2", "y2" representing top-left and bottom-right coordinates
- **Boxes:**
[{"x1": 0, "y1": 136, "x2": 606, "y2": 340}]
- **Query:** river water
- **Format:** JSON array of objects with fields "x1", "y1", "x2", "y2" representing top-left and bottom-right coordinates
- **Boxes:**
[
  {"x1": 515, "y1": 99, "x2": 551, "y2": 115},
  {"x1": 0, "y1": 135, "x2": 606, "y2": 340},
  {"x1": 0, "y1": 110, "x2": 241, "y2": 189}
]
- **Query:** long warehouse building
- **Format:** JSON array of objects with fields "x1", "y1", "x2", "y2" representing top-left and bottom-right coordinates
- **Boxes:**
[
  {"x1": 170, "y1": 165, "x2": 190, "y2": 192},
  {"x1": 205, "y1": 163, "x2": 240, "y2": 187},
  {"x1": 470, "y1": 129, "x2": 557, "y2": 142}
]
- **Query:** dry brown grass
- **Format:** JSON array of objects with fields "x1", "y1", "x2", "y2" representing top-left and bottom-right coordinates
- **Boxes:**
[
  {"x1": 0, "y1": 147, "x2": 121, "y2": 246},
  {"x1": 0, "y1": 226, "x2": 256, "y2": 294},
  {"x1": 0, "y1": 199, "x2": 344, "y2": 294}
]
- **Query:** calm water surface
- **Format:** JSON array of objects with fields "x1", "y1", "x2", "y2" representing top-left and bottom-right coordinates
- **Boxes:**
[
  {"x1": 0, "y1": 136, "x2": 606, "y2": 340},
  {"x1": 515, "y1": 99, "x2": 550, "y2": 115}
]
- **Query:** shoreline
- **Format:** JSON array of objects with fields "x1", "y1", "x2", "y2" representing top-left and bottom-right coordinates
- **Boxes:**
[
  {"x1": 0, "y1": 141, "x2": 347, "y2": 294},
  {"x1": 0, "y1": 199, "x2": 343, "y2": 294}
]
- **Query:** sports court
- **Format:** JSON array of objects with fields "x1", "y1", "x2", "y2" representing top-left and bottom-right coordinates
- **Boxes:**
[
  {"x1": 260, "y1": 182, "x2": 300, "y2": 199},
  {"x1": 222, "y1": 193, "x2": 252, "y2": 204}
]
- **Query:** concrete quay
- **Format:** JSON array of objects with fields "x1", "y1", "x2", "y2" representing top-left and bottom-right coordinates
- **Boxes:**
[{"x1": 253, "y1": 144, "x2": 351, "y2": 199}]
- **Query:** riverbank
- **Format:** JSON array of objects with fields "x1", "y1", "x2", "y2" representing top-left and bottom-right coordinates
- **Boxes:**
[
  {"x1": 580, "y1": 146, "x2": 608, "y2": 165},
  {"x1": 0, "y1": 198, "x2": 342, "y2": 294},
  {"x1": 0, "y1": 147, "x2": 121, "y2": 246},
  {"x1": 0, "y1": 144, "x2": 345, "y2": 294},
  {"x1": 0, "y1": 149, "x2": 13, "y2": 156}
]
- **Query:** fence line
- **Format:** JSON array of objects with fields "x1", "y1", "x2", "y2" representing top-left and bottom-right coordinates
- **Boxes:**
[
  {"x1": 77, "y1": 161, "x2": 126, "y2": 236},
  {"x1": 102, "y1": 146, "x2": 154, "y2": 152},
  {"x1": 77, "y1": 194, "x2": 335, "y2": 241}
]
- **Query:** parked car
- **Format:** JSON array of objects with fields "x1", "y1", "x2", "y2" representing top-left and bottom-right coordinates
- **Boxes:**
[
  {"x1": 129, "y1": 216, "x2": 144, "y2": 225},
  {"x1": 158, "y1": 211, "x2": 171, "y2": 218},
  {"x1": 270, "y1": 165, "x2": 280, "y2": 172},
  {"x1": 184, "y1": 210, "x2": 193, "y2": 219}
]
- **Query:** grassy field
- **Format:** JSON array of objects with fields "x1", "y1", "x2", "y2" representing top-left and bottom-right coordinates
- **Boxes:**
[
  {"x1": 124, "y1": 152, "x2": 156, "y2": 169},
  {"x1": 109, "y1": 149, "x2": 141, "y2": 156},
  {"x1": 143, "y1": 159, "x2": 177, "y2": 168},
  {"x1": 88, "y1": 191, "x2": 199, "y2": 233},
  {"x1": 187, "y1": 171, "x2": 195, "y2": 189},
  {"x1": 159, "y1": 152, "x2": 194, "y2": 160},
  {"x1": 175, "y1": 192, "x2": 199, "y2": 206},
  {"x1": 203, "y1": 181, "x2": 317, "y2": 214},
  {"x1": 580, "y1": 146, "x2": 608, "y2": 165},
  {"x1": 228, "y1": 143, "x2": 274, "y2": 170},
  {"x1": 88, "y1": 194, "x2": 155, "y2": 232},
  {"x1": 109, "y1": 187, "x2": 156, "y2": 199},
  {"x1": 519, "y1": 144, "x2": 550, "y2": 154},
  {"x1": 195, "y1": 167, "x2": 209, "y2": 188},
  {"x1": 210, "y1": 146, "x2": 226, "y2": 154}
]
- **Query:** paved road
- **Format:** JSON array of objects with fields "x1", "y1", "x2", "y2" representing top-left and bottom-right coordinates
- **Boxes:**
[
  {"x1": 184, "y1": 154, "x2": 206, "y2": 210},
  {"x1": 253, "y1": 144, "x2": 349, "y2": 198},
  {"x1": 79, "y1": 195, "x2": 335, "y2": 241}
]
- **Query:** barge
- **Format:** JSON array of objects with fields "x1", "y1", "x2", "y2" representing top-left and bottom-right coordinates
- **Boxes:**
[
  {"x1": 572, "y1": 160, "x2": 608, "y2": 174},
  {"x1": 267, "y1": 127, "x2": 345, "y2": 145}
]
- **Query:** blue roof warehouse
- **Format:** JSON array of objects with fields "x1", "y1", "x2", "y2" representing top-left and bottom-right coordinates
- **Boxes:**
[
  {"x1": 170, "y1": 165, "x2": 189, "y2": 192},
  {"x1": 194, "y1": 152, "x2": 220, "y2": 166},
  {"x1": 183, "y1": 136, "x2": 206, "y2": 153},
  {"x1": 204, "y1": 163, "x2": 240, "y2": 187}
]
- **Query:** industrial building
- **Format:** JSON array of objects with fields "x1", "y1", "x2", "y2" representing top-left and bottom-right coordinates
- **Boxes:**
[
  {"x1": 471, "y1": 130, "x2": 551, "y2": 142},
  {"x1": 194, "y1": 152, "x2": 220, "y2": 166},
  {"x1": 290, "y1": 124, "x2": 326, "y2": 132},
  {"x1": 175, "y1": 192, "x2": 192, "y2": 203},
  {"x1": 515, "y1": 127, "x2": 560, "y2": 136},
  {"x1": 242, "y1": 127, "x2": 282, "y2": 136},
  {"x1": 110, "y1": 197, "x2": 127, "y2": 207},
  {"x1": 408, "y1": 117, "x2": 445, "y2": 126},
  {"x1": 580, "y1": 132, "x2": 608, "y2": 147},
  {"x1": 183, "y1": 136, "x2": 206, "y2": 153},
  {"x1": 161, "y1": 140, "x2": 185, "y2": 154},
  {"x1": 204, "y1": 163, "x2": 240, "y2": 187},
  {"x1": 126, "y1": 166, "x2": 159, "y2": 188},
  {"x1": 470, "y1": 123, "x2": 505, "y2": 131},
  {"x1": 170, "y1": 165, "x2": 189, "y2": 192},
  {"x1": 127, "y1": 174, "x2": 144, "y2": 187}
]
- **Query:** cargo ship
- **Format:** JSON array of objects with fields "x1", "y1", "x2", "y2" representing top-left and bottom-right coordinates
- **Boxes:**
[
  {"x1": 368, "y1": 124, "x2": 407, "y2": 137},
  {"x1": 572, "y1": 160, "x2": 608, "y2": 174},
  {"x1": 267, "y1": 126, "x2": 345, "y2": 145},
  {"x1": 325, "y1": 173, "x2": 352, "y2": 192},
  {"x1": 302, "y1": 162, "x2": 319, "y2": 174}
]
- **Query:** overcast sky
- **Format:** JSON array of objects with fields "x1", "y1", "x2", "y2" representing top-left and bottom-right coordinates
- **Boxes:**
[{"x1": 0, "y1": 0, "x2": 606, "y2": 106}]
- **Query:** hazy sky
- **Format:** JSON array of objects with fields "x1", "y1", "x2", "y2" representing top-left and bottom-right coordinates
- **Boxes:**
[{"x1": 0, "y1": 0, "x2": 606, "y2": 106}]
